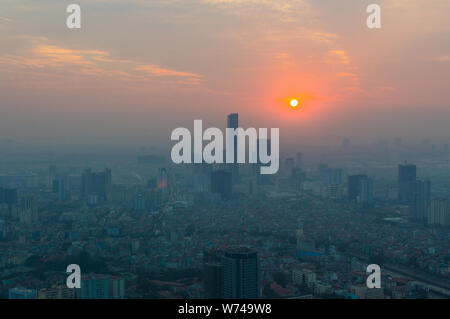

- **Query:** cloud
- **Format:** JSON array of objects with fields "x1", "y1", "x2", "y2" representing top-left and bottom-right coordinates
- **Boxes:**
[
  {"x1": 336, "y1": 72, "x2": 357, "y2": 77},
  {"x1": 135, "y1": 64, "x2": 202, "y2": 79},
  {"x1": 31, "y1": 45, "x2": 105, "y2": 67},
  {"x1": 432, "y1": 56, "x2": 450, "y2": 62},
  {"x1": 0, "y1": 42, "x2": 203, "y2": 86},
  {"x1": 202, "y1": 0, "x2": 309, "y2": 12},
  {"x1": 0, "y1": 16, "x2": 12, "y2": 23},
  {"x1": 201, "y1": 0, "x2": 314, "y2": 23},
  {"x1": 328, "y1": 50, "x2": 350, "y2": 65}
]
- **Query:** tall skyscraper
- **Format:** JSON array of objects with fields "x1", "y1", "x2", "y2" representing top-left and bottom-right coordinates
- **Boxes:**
[
  {"x1": 81, "y1": 168, "x2": 112, "y2": 203},
  {"x1": 52, "y1": 176, "x2": 67, "y2": 201},
  {"x1": 227, "y1": 113, "x2": 239, "y2": 184},
  {"x1": 19, "y1": 195, "x2": 38, "y2": 224},
  {"x1": 290, "y1": 167, "x2": 306, "y2": 191},
  {"x1": 221, "y1": 247, "x2": 259, "y2": 299},
  {"x1": 327, "y1": 169, "x2": 344, "y2": 186},
  {"x1": 398, "y1": 164, "x2": 417, "y2": 203},
  {"x1": 48, "y1": 165, "x2": 57, "y2": 187},
  {"x1": 203, "y1": 249, "x2": 223, "y2": 299},
  {"x1": 211, "y1": 170, "x2": 232, "y2": 200},
  {"x1": 158, "y1": 168, "x2": 168, "y2": 190},
  {"x1": 347, "y1": 175, "x2": 373, "y2": 206},
  {"x1": 428, "y1": 198, "x2": 449, "y2": 226},
  {"x1": 348, "y1": 175, "x2": 366, "y2": 201},
  {"x1": 0, "y1": 187, "x2": 18, "y2": 213},
  {"x1": 409, "y1": 179, "x2": 431, "y2": 223},
  {"x1": 359, "y1": 177, "x2": 374, "y2": 207}
]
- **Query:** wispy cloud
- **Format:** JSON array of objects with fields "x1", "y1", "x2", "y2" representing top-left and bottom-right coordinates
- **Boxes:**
[
  {"x1": 135, "y1": 64, "x2": 202, "y2": 79},
  {"x1": 432, "y1": 56, "x2": 450, "y2": 62},
  {"x1": 0, "y1": 16, "x2": 12, "y2": 23},
  {"x1": 0, "y1": 42, "x2": 203, "y2": 86},
  {"x1": 336, "y1": 72, "x2": 357, "y2": 77},
  {"x1": 328, "y1": 50, "x2": 351, "y2": 65}
]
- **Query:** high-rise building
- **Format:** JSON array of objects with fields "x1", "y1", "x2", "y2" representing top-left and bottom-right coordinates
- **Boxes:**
[
  {"x1": 8, "y1": 288, "x2": 37, "y2": 299},
  {"x1": 203, "y1": 249, "x2": 223, "y2": 299},
  {"x1": 38, "y1": 285, "x2": 76, "y2": 299},
  {"x1": 211, "y1": 170, "x2": 232, "y2": 200},
  {"x1": 80, "y1": 274, "x2": 125, "y2": 299},
  {"x1": 0, "y1": 187, "x2": 18, "y2": 216},
  {"x1": 409, "y1": 179, "x2": 431, "y2": 223},
  {"x1": 428, "y1": 198, "x2": 449, "y2": 226},
  {"x1": 0, "y1": 187, "x2": 18, "y2": 207},
  {"x1": 398, "y1": 164, "x2": 416, "y2": 203},
  {"x1": 290, "y1": 168, "x2": 306, "y2": 191},
  {"x1": 158, "y1": 168, "x2": 168, "y2": 190},
  {"x1": 292, "y1": 268, "x2": 316, "y2": 288},
  {"x1": 19, "y1": 195, "x2": 38, "y2": 224},
  {"x1": 327, "y1": 184, "x2": 340, "y2": 199},
  {"x1": 347, "y1": 175, "x2": 373, "y2": 206},
  {"x1": 147, "y1": 178, "x2": 157, "y2": 189},
  {"x1": 327, "y1": 169, "x2": 344, "y2": 186},
  {"x1": 52, "y1": 176, "x2": 67, "y2": 201},
  {"x1": 134, "y1": 194, "x2": 146, "y2": 212},
  {"x1": 81, "y1": 168, "x2": 112, "y2": 203},
  {"x1": 359, "y1": 177, "x2": 374, "y2": 207},
  {"x1": 48, "y1": 165, "x2": 57, "y2": 187},
  {"x1": 348, "y1": 175, "x2": 361, "y2": 200},
  {"x1": 227, "y1": 113, "x2": 239, "y2": 184},
  {"x1": 221, "y1": 247, "x2": 259, "y2": 299},
  {"x1": 348, "y1": 175, "x2": 366, "y2": 200}
]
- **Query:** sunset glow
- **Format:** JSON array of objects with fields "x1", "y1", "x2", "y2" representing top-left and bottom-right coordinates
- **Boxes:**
[
  {"x1": 0, "y1": 0, "x2": 449, "y2": 147},
  {"x1": 290, "y1": 99, "x2": 299, "y2": 108}
]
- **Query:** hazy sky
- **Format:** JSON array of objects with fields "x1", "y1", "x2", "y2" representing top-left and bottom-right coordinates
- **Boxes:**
[{"x1": 1, "y1": 0, "x2": 450, "y2": 150}]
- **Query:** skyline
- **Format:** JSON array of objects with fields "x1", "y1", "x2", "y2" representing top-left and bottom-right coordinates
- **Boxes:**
[{"x1": 1, "y1": 0, "x2": 450, "y2": 149}]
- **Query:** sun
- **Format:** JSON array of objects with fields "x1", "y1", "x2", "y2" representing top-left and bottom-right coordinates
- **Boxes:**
[{"x1": 290, "y1": 99, "x2": 299, "y2": 108}]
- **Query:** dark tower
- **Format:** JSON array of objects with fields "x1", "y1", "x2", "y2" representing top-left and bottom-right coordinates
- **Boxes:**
[
  {"x1": 398, "y1": 164, "x2": 416, "y2": 203},
  {"x1": 221, "y1": 247, "x2": 259, "y2": 299}
]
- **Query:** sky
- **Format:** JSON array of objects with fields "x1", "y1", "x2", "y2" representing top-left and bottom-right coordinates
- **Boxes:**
[{"x1": 1, "y1": 0, "x2": 450, "y2": 150}]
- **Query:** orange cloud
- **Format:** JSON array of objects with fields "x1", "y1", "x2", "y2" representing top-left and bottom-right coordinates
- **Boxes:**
[
  {"x1": 433, "y1": 56, "x2": 450, "y2": 62},
  {"x1": 135, "y1": 64, "x2": 202, "y2": 79},
  {"x1": 336, "y1": 72, "x2": 357, "y2": 77},
  {"x1": 328, "y1": 50, "x2": 350, "y2": 65},
  {"x1": 0, "y1": 42, "x2": 203, "y2": 87}
]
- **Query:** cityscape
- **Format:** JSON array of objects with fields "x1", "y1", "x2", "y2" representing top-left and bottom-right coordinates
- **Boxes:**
[
  {"x1": 0, "y1": 112, "x2": 449, "y2": 299},
  {"x1": 0, "y1": 0, "x2": 449, "y2": 303}
]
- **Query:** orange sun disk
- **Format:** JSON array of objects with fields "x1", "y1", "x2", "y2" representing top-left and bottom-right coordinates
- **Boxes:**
[{"x1": 290, "y1": 99, "x2": 299, "y2": 108}]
